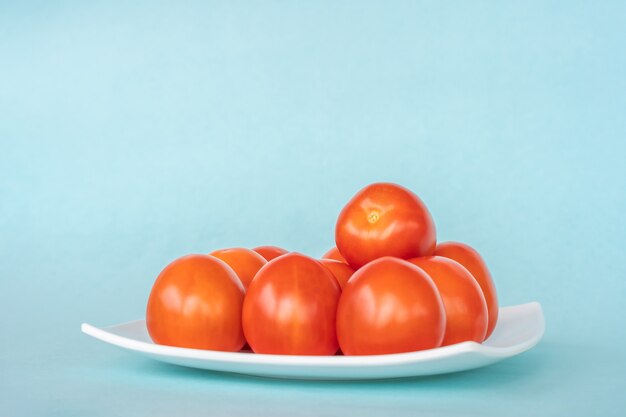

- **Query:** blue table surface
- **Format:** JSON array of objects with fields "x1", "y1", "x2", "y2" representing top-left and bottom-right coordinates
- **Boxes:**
[{"x1": 1, "y1": 1, "x2": 625, "y2": 416}]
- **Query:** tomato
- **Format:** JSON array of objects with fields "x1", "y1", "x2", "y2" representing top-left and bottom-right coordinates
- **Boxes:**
[
  {"x1": 210, "y1": 248, "x2": 267, "y2": 289},
  {"x1": 336, "y1": 257, "x2": 445, "y2": 355},
  {"x1": 242, "y1": 253, "x2": 341, "y2": 355},
  {"x1": 408, "y1": 256, "x2": 488, "y2": 345},
  {"x1": 322, "y1": 246, "x2": 347, "y2": 263},
  {"x1": 252, "y1": 245, "x2": 289, "y2": 261},
  {"x1": 146, "y1": 254, "x2": 245, "y2": 351},
  {"x1": 319, "y1": 259, "x2": 355, "y2": 290},
  {"x1": 434, "y1": 242, "x2": 498, "y2": 339},
  {"x1": 335, "y1": 183, "x2": 436, "y2": 269}
]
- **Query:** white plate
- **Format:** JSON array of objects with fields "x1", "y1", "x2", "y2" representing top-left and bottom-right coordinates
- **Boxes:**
[{"x1": 81, "y1": 302, "x2": 544, "y2": 380}]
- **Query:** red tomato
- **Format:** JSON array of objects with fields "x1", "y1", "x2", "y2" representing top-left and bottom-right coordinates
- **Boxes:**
[
  {"x1": 336, "y1": 257, "x2": 445, "y2": 355},
  {"x1": 252, "y1": 245, "x2": 289, "y2": 261},
  {"x1": 146, "y1": 255, "x2": 245, "y2": 351},
  {"x1": 322, "y1": 246, "x2": 347, "y2": 263},
  {"x1": 319, "y1": 259, "x2": 355, "y2": 290},
  {"x1": 210, "y1": 248, "x2": 267, "y2": 289},
  {"x1": 408, "y1": 256, "x2": 488, "y2": 345},
  {"x1": 242, "y1": 253, "x2": 341, "y2": 355},
  {"x1": 434, "y1": 242, "x2": 498, "y2": 339},
  {"x1": 335, "y1": 183, "x2": 436, "y2": 269}
]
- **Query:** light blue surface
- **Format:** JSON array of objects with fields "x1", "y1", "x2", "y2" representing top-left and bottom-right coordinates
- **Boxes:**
[{"x1": 1, "y1": 1, "x2": 625, "y2": 416}]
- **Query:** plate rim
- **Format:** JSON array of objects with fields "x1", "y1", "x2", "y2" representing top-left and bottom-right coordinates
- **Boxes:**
[{"x1": 81, "y1": 301, "x2": 544, "y2": 366}]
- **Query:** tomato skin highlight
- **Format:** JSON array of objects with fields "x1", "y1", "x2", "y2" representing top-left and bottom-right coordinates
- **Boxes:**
[
  {"x1": 434, "y1": 242, "x2": 498, "y2": 339},
  {"x1": 408, "y1": 256, "x2": 488, "y2": 345},
  {"x1": 335, "y1": 183, "x2": 436, "y2": 269},
  {"x1": 322, "y1": 246, "x2": 347, "y2": 263},
  {"x1": 146, "y1": 254, "x2": 245, "y2": 351},
  {"x1": 319, "y1": 259, "x2": 355, "y2": 290},
  {"x1": 336, "y1": 257, "x2": 445, "y2": 355},
  {"x1": 252, "y1": 245, "x2": 289, "y2": 261},
  {"x1": 209, "y1": 248, "x2": 267, "y2": 290},
  {"x1": 242, "y1": 253, "x2": 341, "y2": 355}
]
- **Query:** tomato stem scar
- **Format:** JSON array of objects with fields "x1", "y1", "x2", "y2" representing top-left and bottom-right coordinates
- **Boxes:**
[{"x1": 368, "y1": 211, "x2": 380, "y2": 224}]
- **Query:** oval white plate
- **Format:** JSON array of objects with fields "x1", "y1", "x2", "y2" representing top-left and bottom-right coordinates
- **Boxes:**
[{"x1": 82, "y1": 302, "x2": 544, "y2": 380}]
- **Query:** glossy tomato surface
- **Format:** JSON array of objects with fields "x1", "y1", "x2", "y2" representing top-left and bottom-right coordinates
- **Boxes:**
[
  {"x1": 335, "y1": 183, "x2": 436, "y2": 268},
  {"x1": 319, "y1": 258, "x2": 355, "y2": 290},
  {"x1": 210, "y1": 248, "x2": 267, "y2": 289},
  {"x1": 252, "y1": 245, "x2": 289, "y2": 261},
  {"x1": 434, "y1": 242, "x2": 499, "y2": 339},
  {"x1": 242, "y1": 253, "x2": 341, "y2": 355},
  {"x1": 408, "y1": 256, "x2": 488, "y2": 345},
  {"x1": 322, "y1": 246, "x2": 347, "y2": 263},
  {"x1": 336, "y1": 257, "x2": 445, "y2": 355},
  {"x1": 146, "y1": 254, "x2": 245, "y2": 351}
]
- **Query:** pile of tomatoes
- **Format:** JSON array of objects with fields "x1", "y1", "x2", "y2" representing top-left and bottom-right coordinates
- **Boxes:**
[{"x1": 146, "y1": 183, "x2": 498, "y2": 355}]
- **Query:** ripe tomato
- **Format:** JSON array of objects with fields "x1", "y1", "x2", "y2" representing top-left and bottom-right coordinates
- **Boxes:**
[
  {"x1": 335, "y1": 183, "x2": 436, "y2": 269},
  {"x1": 252, "y1": 245, "x2": 289, "y2": 261},
  {"x1": 336, "y1": 257, "x2": 445, "y2": 355},
  {"x1": 210, "y1": 248, "x2": 267, "y2": 289},
  {"x1": 242, "y1": 253, "x2": 341, "y2": 355},
  {"x1": 322, "y1": 246, "x2": 347, "y2": 263},
  {"x1": 319, "y1": 258, "x2": 355, "y2": 290},
  {"x1": 434, "y1": 242, "x2": 498, "y2": 339},
  {"x1": 408, "y1": 256, "x2": 488, "y2": 345},
  {"x1": 146, "y1": 254, "x2": 245, "y2": 351}
]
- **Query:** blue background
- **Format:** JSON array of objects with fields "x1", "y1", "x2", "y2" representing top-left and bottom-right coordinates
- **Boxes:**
[{"x1": 1, "y1": 1, "x2": 625, "y2": 416}]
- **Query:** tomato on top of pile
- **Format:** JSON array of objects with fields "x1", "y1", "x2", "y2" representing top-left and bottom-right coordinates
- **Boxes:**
[{"x1": 146, "y1": 182, "x2": 498, "y2": 355}]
